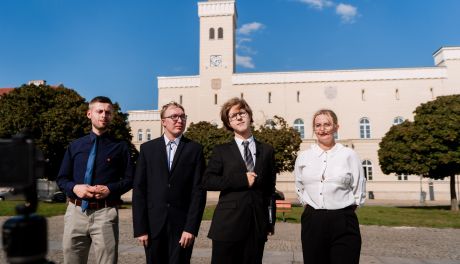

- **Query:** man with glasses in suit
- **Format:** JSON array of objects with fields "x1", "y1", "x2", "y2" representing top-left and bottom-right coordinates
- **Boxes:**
[{"x1": 133, "y1": 101, "x2": 206, "y2": 264}]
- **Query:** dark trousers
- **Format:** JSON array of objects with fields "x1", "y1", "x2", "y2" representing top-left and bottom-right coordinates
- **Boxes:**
[
  {"x1": 144, "y1": 222, "x2": 193, "y2": 264},
  {"x1": 301, "y1": 205, "x2": 361, "y2": 264},
  {"x1": 211, "y1": 237, "x2": 265, "y2": 264}
]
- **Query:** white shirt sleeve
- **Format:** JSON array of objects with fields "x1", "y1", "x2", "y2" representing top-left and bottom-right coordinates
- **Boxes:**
[
  {"x1": 294, "y1": 152, "x2": 306, "y2": 206},
  {"x1": 349, "y1": 151, "x2": 366, "y2": 206}
]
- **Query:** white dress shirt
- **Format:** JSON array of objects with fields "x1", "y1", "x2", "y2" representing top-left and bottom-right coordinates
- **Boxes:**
[
  {"x1": 294, "y1": 143, "x2": 366, "y2": 209},
  {"x1": 164, "y1": 135, "x2": 181, "y2": 169},
  {"x1": 234, "y1": 136, "x2": 257, "y2": 166}
]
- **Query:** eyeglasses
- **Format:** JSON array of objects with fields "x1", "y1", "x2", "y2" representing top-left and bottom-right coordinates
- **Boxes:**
[
  {"x1": 229, "y1": 111, "x2": 248, "y2": 121},
  {"x1": 314, "y1": 123, "x2": 334, "y2": 131},
  {"x1": 164, "y1": 114, "x2": 187, "y2": 121}
]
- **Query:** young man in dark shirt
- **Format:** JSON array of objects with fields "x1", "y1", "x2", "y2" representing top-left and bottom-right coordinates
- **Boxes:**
[{"x1": 57, "y1": 96, "x2": 134, "y2": 264}]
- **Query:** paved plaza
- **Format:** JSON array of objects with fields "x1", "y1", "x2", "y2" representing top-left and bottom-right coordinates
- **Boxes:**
[{"x1": 1, "y1": 204, "x2": 460, "y2": 264}]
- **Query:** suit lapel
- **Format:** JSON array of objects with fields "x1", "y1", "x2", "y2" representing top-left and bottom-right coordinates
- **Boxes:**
[
  {"x1": 254, "y1": 140, "x2": 263, "y2": 175},
  {"x1": 230, "y1": 140, "x2": 247, "y2": 170},
  {"x1": 169, "y1": 136, "x2": 186, "y2": 176},
  {"x1": 157, "y1": 138, "x2": 169, "y2": 174}
]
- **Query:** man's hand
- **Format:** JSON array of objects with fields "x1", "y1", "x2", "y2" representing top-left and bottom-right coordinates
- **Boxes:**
[
  {"x1": 73, "y1": 184, "x2": 96, "y2": 199},
  {"x1": 93, "y1": 185, "x2": 110, "y2": 199},
  {"x1": 246, "y1": 172, "x2": 257, "y2": 187},
  {"x1": 178, "y1": 231, "x2": 195, "y2": 248},
  {"x1": 137, "y1": 234, "x2": 149, "y2": 247}
]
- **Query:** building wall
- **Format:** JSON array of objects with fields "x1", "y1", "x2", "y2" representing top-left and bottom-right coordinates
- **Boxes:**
[{"x1": 129, "y1": 0, "x2": 460, "y2": 201}]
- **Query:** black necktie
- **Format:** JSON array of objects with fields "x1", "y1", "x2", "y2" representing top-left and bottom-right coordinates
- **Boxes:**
[{"x1": 242, "y1": 140, "x2": 254, "y2": 172}]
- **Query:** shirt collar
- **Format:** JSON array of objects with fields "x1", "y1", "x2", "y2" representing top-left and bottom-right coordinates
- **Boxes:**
[
  {"x1": 234, "y1": 135, "x2": 254, "y2": 146},
  {"x1": 312, "y1": 143, "x2": 343, "y2": 157},
  {"x1": 163, "y1": 134, "x2": 182, "y2": 146},
  {"x1": 89, "y1": 131, "x2": 108, "y2": 142}
]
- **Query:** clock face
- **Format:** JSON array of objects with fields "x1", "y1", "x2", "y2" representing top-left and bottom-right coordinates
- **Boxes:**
[{"x1": 210, "y1": 55, "x2": 222, "y2": 67}]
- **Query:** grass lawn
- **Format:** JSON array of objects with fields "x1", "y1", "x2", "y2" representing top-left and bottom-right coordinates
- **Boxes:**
[
  {"x1": 0, "y1": 201, "x2": 67, "y2": 217},
  {"x1": 204, "y1": 204, "x2": 460, "y2": 229},
  {"x1": 2, "y1": 201, "x2": 459, "y2": 229}
]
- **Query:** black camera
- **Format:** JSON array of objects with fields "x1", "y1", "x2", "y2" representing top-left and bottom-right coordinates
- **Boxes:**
[{"x1": 1, "y1": 133, "x2": 53, "y2": 264}]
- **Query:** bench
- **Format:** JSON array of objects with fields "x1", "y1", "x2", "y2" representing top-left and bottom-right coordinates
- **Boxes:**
[{"x1": 276, "y1": 200, "x2": 292, "y2": 222}]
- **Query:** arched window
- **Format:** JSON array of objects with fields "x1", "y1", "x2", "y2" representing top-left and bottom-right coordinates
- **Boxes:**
[
  {"x1": 393, "y1": 116, "x2": 404, "y2": 125},
  {"x1": 146, "y1": 129, "x2": 151, "y2": 141},
  {"x1": 293, "y1": 119, "x2": 305, "y2": 139},
  {"x1": 218, "y1": 27, "x2": 223, "y2": 39},
  {"x1": 359, "y1": 117, "x2": 371, "y2": 139},
  {"x1": 362, "y1": 160, "x2": 373, "y2": 180},
  {"x1": 209, "y1": 28, "x2": 215, "y2": 40},
  {"x1": 137, "y1": 129, "x2": 143, "y2": 142}
]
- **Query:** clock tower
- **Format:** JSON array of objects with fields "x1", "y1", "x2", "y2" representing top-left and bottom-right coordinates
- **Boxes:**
[
  {"x1": 198, "y1": 0, "x2": 236, "y2": 75},
  {"x1": 197, "y1": 0, "x2": 237, "y2": 121}
]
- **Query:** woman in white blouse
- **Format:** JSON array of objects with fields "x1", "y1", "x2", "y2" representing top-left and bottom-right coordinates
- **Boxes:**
[{"x1": 294, "y1": 109, "x2": 366, "y2": 264}]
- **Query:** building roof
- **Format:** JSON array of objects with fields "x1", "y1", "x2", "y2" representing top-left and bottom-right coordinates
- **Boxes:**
[{"x1": 0, "y1": 88, "x2": 14, "y2": 96}]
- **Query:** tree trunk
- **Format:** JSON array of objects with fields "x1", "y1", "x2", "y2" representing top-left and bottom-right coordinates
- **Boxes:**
[{"x1": 450, "y1": 175, "x2": 459, "y2": 211}]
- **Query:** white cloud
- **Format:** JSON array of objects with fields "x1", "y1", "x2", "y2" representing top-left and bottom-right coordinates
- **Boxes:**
[
  {"x1": 297, "y1": 0, "x2": 333, "y2": 9},
  {"x1": 336, "y1": 3, "x2": 358, "y2": 23},
  {"x1": 236, "y1": 54, "x2": 255, "y2": 69},
  {"x1": 295, "y1": 0, "x2": 359, "y2": 23},
  {"x1": 237, "y1": 22, "x2": 264, "y2": 35}
]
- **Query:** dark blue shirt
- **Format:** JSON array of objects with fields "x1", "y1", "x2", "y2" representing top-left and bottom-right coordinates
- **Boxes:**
[{"x1": 57, "y1": 131, "x2": 134, "y2": 201}]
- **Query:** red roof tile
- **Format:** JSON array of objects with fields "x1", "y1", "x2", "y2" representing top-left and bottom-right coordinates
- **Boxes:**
[{"x1": 0, "y1": 88, "x2": 14, "y2": 96}]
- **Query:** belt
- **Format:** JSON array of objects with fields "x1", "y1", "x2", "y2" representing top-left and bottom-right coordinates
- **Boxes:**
[
  {"x1": 305, "y1": 204, "x2": 357, "y2": 211},
  {"x1": 68, "y1": 198, "x2": 121, "y2": 210}
]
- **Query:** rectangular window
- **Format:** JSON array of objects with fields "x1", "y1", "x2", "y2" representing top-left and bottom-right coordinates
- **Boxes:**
[
  {"x1": 179, "y1": 95, "x2": 183, "y2": 105},
  {"x1": 268, "y1": 92, "x2": 272, "y2": 104},
  {"x1": 297, "y1": 91, "x2": 300, "y2": 102},
  {"x1": 214, "y1": 94, "x2": 218, "y2": 105}
]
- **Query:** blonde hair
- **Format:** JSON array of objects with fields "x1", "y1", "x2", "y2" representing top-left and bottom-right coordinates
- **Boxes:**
[
  {"x1": 160, "y1": 101, "x2": 185, "y2": 118},
  {"x1": 312, "y1": 109, "x2": 338, "y2": 130}
]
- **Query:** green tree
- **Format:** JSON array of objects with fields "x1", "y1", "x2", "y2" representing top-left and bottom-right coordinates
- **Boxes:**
[
  {"x1": 185, "y1": 116, "x2": 302, "y2": 174},
  {"x1": 254, "y1": 116, "x2": 302, "y2": 174},
  {"x1": 0, "y1": 84, "x2": 137, "y2": 179},
  {"x1": 378, "y1": 95, "x2": 460, "y2": 211},
  {"x1": 185, "y1": 121, "x2": 232, "y2": 162}
]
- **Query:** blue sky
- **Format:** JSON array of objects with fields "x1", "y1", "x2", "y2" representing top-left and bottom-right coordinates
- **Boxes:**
[{"x1": 1, "y1": 0, "x2": 459, "y2": 111}]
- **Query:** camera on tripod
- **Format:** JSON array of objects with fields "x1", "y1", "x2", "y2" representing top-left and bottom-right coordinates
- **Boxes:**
[{"x1": 0, "y1": 132, "x2": 53, "y2": 264}]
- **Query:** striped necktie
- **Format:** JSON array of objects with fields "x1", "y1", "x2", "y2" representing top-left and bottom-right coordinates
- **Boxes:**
[
  {"x1": 242, "y1": 140, "x2": 254, "y2": 172},
  {"x1": 81, "y1": 137, "x2": 98, "y2": 212}
]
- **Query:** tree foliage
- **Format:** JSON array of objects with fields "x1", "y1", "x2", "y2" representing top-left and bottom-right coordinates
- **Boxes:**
[
  {"x1": 378, "y1": 95, "x2": 460, "y2": 210},
  {"x1": 184, "y1": 121, "x2": 233, "y2": 162},
  {"x1": 253, "y1": 116, "x2": 302, "y2": 173},
  {"x1": 0, "y1": 84, "x2": 136, "y2": 179},
  {"x1": 185, "y1": 116, "x2": 302, "y2": 174}
]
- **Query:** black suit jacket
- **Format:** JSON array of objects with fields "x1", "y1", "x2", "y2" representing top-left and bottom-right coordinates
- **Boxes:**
[
  {"x1": 203, "y1": 139, "x2": 276, "y2": 242},
  {"x1": 132, "y1": 136, "x2": 206, "y2": 239}
]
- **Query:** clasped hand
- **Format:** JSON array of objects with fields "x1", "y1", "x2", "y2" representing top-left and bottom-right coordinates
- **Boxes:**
[
  {"x1": 73, "y1": 184, "x2": 110, "y2": 199},
  {"x1": 246, "y1": 172, "x2": 257, "y2": 187}
]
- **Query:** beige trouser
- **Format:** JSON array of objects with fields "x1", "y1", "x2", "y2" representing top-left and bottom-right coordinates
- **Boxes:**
[{"x1": 63, "y1": 203, "x2": 119, "y2": 264}]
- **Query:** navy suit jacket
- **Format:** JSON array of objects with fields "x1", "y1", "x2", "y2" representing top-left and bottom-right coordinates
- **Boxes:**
[
  {"x1": 203, "y1": 139, "x2": 276, "y2": 242},
  {"x1": 132, "y1": 136, "x2": 206, "y2": 239}
]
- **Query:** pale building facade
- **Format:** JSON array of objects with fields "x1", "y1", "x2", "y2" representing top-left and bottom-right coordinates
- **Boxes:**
[{"x1": 128, "y1": 0, "x2": 460, "y2": 201}]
